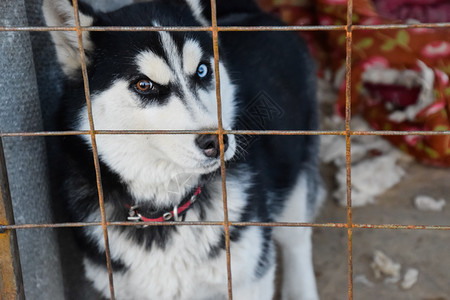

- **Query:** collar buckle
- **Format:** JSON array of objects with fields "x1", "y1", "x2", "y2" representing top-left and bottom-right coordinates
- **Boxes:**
[
  {"x1": 163, "y1": 212, "x2": 172, "y2": 221},
  {"x1": 127, "y1": 206, "x2": 140, "y2": 221}
]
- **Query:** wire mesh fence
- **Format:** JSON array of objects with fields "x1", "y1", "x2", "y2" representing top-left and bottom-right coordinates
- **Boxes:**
[{"x1": 1, "y1": 0, "x2": 450, "y2": 299}]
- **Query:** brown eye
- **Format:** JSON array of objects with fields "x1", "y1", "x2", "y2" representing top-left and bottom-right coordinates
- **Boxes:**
[{"x1": 135, "y1": 79, "x2": 153, "y2": 93}]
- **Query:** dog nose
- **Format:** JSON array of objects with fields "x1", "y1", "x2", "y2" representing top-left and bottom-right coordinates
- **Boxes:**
[{"x1": 195, "y1": 134, "x2": 229, "y2": 158}]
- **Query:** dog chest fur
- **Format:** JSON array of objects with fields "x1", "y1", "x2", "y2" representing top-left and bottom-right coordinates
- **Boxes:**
[{"x1": 83, "y1": 175, "x2": 271, "y2": 300}]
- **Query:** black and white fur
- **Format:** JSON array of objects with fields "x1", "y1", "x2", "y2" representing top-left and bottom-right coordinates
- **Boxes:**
[{"x1": 43, "y1": 0, "x2": 322, "y2": 299}]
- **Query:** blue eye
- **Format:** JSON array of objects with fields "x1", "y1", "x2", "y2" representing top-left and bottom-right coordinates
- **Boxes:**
[{"x1": 197, "y1": 64, "x2": 208, "y2": 78}]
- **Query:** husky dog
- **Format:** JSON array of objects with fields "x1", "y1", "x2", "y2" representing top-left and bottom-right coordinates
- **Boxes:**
[{"x1": 43, "y1": 0, "x2": 322, "y2": 299}]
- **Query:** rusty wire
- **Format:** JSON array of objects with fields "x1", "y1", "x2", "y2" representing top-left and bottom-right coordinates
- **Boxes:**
[
  {"x1": 344, "y1": 0, "x2": 354, "y2": 298},
  {"x1": 71, "y1": 0, "x2": 116, "y2": 298},
  {"x1": 210, "y1": 0, "x2": 234, "y2": 298},
  {"x1": 2, "y1": 22, "x2": 450, "y2": 32},
  {"x1": 3, "y1": 221, "x2": 450, "y2": 231},
  {"x1": 2, "y1": 129, "x2": 450, "y2": 138},
  {"x1": 0, "y1": 1, "x2": 450, "y2": 300}
]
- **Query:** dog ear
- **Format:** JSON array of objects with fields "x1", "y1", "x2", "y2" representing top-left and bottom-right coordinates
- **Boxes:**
[
  {"x1": 189, "y1": 0, "x2": 261, "y2": 25},
  {"x1": 42, "y1": 0, "x2": 95, "y2": 77}
]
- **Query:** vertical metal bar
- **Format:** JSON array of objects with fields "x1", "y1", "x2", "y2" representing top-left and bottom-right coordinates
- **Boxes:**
[
  {"x1": 209, "y1": 0, "x2": 233, "y2": 299},
  {"x1": 71, "y1": 1, "x2": 116, "y2": 299},
  {"x1": 0, "y1": 138, "x2": 25, "y2": 300},
  {"x1": 345, "y1": 0, "x2": 354, "y2": 299}
]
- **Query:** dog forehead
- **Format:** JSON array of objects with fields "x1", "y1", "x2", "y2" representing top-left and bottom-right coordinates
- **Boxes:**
[
  {"x1": 183, "y1": 39, "x2": 203, "y2": 75},
  {"x1": 134, "y1": 33, "x2": 207, "y2": 84},
  {"x1": 136, "y1": 50, "x2": 173, "y2": 85}
]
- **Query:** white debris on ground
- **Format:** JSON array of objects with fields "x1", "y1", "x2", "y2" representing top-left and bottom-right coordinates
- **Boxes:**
[
  {"x1": 414, "y1": 195, "x2": 446, "y2": 211},
  {"x1": 317, "y1": 75, "x2": 413, "y2": 207},
  {"x1": 320, "y1": 114, "x2": 408, "y2": 207},
  {"x1": 371, "y1": 250, "x2": 402, "y2": 284},
  {"x1": 401, "y1": 268, "x2": 419, "y2": 290},
  {"x1": 370, "y1": 250, "x2": 420, "y2": 289}
]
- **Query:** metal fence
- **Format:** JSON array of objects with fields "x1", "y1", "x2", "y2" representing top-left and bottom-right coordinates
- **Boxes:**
[{"x1": 1, "y1": 0, "x2": 450, "y2": 299}]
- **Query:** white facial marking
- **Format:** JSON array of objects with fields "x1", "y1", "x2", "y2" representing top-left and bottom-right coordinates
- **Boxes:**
[
  {"x1": 157, "y1": 30, "x2": 192, "y2": 96},
  {"x1": 136, "y1": 50, "x2": 173, "y2": 85},
  {"x1": 157, "y1": 30, "x2": 213, "y2": 121},
  {"x1": 184, "y1": 0, "x2": 209, "y2": 26},
  {"x1": 183, "y1": 39, "x2": 203, "y2": 75},
  {"x1": 157, "y1": 29, "x2": 181, "y2": 74}
]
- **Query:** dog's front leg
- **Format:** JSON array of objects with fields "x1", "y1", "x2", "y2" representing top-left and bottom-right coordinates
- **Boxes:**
[
  {"x1": 274, "y1": 226, "x2": 319, "y2": 300},
  {"x1": 232, "y1": 262, "x2": 276, "y2": 300},
  {"x1": 273, "y1": 174, "x2": 320, "y2": 300}
]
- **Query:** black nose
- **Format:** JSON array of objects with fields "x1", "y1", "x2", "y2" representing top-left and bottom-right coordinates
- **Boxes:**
[{"x1": 195, "y1": 134, "x2": 229, "y2": 158}]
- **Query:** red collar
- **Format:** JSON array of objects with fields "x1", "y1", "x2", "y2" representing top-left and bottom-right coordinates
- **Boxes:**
[{"x1": 127, "y1": 187, "x2": 202, "y2": 222}]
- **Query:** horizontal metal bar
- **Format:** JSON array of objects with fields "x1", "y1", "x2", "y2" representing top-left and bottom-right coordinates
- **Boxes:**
[
  {"x1": 352, "y1": 224, "x2": 450, "y2": 230},
  {"x1": 217, "y1": 25, "x2": 345, "y2": 31},
  {"x1": 0, "y1": 130, "x2": 344, "y2": 137},
  {"x1": 0, "y1": 26, "x2": 76, "y2": 32},
  {"x1": 2, "y1": 221, "x2": 450, "y2": 230},
  {"x1": 1, "y1": 129, "x2": 450, "y2": 137},
  {"x1": 0, "y1": 26, "x2": 210, "y2": 32},
  {"x1": 219, "y1": 23, "x2": 450, "y2": 31},
  {"x1": 0, "y1": 130, "x2": 217, "y2": 137},
  {"x1": 226, "y1": 130, "x2": 345, "y2": 135},
  {"x1": 85, "y1": 26, "x2": 213, "y2": 32},
  {"x1": 1, "y1": 23, "x2": 449, "y2": 33},
  {"x1": 352, "y1": 23, "x2": 450, "y2": 30},
  {"x1": 1, "y1": 131, "x2": 90, "y2": 137},
  {"x1": 351, "y1": 130, "x2": 450, "y2": 136}
]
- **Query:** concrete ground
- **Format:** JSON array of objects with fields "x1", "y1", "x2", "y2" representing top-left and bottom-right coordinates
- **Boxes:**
[{"x1": 313, "y1": 162, "x2": 450, "y2": 300}]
